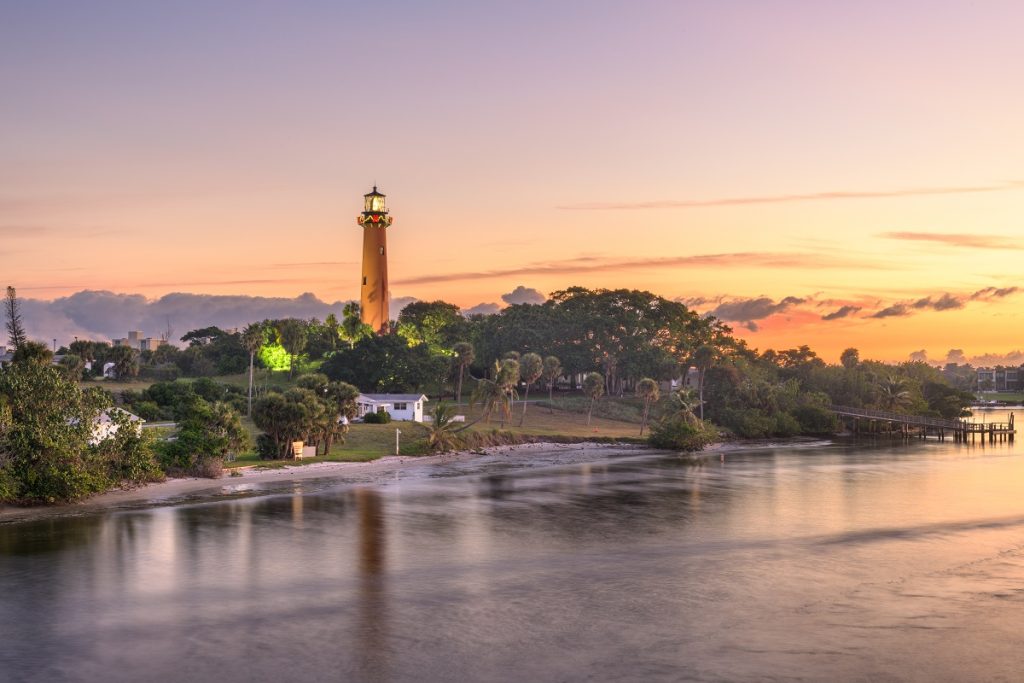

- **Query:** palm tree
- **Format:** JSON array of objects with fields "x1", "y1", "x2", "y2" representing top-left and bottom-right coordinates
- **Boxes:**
[
  {"x1": 471, "y1": 377, "x2": 510, "y2": 425},
  {"x1": 241, "y1": 323, "x2": 265, "y2": 417},
  {"x1": 452, "y1": 341, "x2": 474, "y2": 405},
  {"x1": 496, "y1": 359, "x2": 520, "y2": 428},
  {"x1": 670, "y1": 387, "x2": 702, "y2": 428},
  {"x1": 542, "y1": 355, "x2": 562, "y2": 414},
  {"x1": 583, "y1": 371, "x2": 604, "y2": 426},
  {"x1": 879, "y1": 375, "x2": 912, "y2": 411},
  {"x1": 692, "y1": 344, "x2": 716, "y2": 420},
  {"x1": 425, "y1": 402, "x2": 459, "y2": 452},
  {"x1": 518, "y1": 352, "x2": 543, "y2": 426},
  {"x1": 636, "y1": 377, "x2": 660, "y2": 436}
]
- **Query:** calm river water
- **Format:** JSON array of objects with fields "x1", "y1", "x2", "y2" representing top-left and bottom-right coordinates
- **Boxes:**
[{"x1": 4, "y1": 411, "x2": 1024, "y2": 682}]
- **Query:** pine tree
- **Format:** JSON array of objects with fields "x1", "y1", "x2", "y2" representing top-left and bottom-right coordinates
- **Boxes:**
[{"x1": 5, "y1": 286, "x2": 27, "y2": 350}]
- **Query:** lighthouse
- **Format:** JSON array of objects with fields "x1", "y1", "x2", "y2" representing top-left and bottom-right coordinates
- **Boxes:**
[{"x1": 357, "y1": 186, "x2": 393, "y2": 333}]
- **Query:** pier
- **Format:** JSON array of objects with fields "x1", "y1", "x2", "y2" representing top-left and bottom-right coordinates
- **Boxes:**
[{"x1": 829, "y1": 405, "x2": 1015, "y2": 443}]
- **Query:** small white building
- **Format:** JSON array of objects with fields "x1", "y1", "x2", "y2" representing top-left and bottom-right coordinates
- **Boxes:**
[
  {"x1": 89, "y1": 408, "x2": 145, "y2": 445},
  {"x1": 356, "y1": 393, "x2": 428, "y2": 422}
]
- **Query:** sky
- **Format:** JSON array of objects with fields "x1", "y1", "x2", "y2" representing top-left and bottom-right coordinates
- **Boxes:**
[{"x1": 3, "y1": 0, "x2": 1024, "y2": 363}]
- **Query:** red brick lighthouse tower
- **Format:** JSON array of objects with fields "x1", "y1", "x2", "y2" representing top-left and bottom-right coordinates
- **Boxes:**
[{"x1": 357, "y1": 186, "x2": 393, "y2": 333}]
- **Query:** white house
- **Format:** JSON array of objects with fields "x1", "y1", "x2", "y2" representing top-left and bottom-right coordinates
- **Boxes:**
[
  {"x1": 88, "y1": 408, "x2": 145, "y2": 445},
  {"x1": 356, "y1": 393, "x2": 428, "y2": 422}
]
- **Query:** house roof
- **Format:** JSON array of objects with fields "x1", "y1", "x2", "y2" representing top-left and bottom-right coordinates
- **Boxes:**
[{"x1": 358, "y1": 393, "x2": 428, "y2": 403}]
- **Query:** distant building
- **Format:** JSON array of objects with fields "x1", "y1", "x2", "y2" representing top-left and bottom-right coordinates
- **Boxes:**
[
  {"x1": 112, "y1": 330, "x2": 166, "y2": 351},
  {"x1": 356, "y1": 393, "x2": 428, "y2": 422},
  {"x1": 976, "y1": 366, "x2": 1022, "y2": 391}
]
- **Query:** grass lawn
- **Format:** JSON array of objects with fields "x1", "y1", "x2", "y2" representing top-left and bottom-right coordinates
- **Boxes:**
[
  {"x1": 227, "y1": 399, "x2": 645, "y2": 469},
  {"x1": 976, "y1": 392, "x2": 1024, "y2": 403},
  {"x1": 81, "y1": 378, "x2": 155, "y2": 393}
]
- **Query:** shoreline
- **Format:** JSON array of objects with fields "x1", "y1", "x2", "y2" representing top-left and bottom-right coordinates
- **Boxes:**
[
  {"x1": 0, "y1": 441, "x2": 650, "y2": 523},
  {"x1": 0, "y1": 436, "x2": 835, "y2": 524}
]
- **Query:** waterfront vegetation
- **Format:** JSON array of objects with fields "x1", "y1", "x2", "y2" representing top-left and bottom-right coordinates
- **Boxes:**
[{"x1": 1, "y1": 285, "x2": 979, "y2": 505}]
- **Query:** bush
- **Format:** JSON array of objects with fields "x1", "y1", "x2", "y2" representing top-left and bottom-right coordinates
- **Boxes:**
[
  {"x1": 363, "y1": 410, "x2": 392, "y2": 424},
  {"x1": 648, "y1": 416, "x2": 714, "y2": 451},
  {"x1": 792, "y1": 405, "x2": 838, "y2": 434},
  {"x1": 256, "y1": 434, "x2": 279, "y2": 460}
]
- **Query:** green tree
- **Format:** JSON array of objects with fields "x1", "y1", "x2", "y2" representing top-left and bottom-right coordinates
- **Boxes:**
[
  {"x1": 0, "y1": 363, "x2": 110, "y2": 503},
  {"x1": 4, "y1": 286, "x2": 27, "y2": 350},
  {"x1": 108, "y1": 345, "x2": 140, "y2": 380},
  {"x1": 341, "y1": 302, "x2": 373, "y2": 348},
  {"x1": 582, "y1": 371, "x2": 605, "y2": 426},
  {"x1": 542, "y1": 355, "x2": 562, "y2": 414},
  {"x1": 12, "y1": 340, "x2": 53, "y2": 366},
  {"x1": 452, "y1": 341, "x2": 474, "y2": 405},
  {"x1": 636, "y1": 377, "x2": 660, "y2": 436},
  {"x1": 878, "y1": 375, "x2": 912, "y2": 411},
  {"x1": 518, "y1": 352, "x2": 543, "y2": 426},
  {"x1": 58, "y1": 353, "x2": 85, "y2": 380},
  {"x1": 322, "y1": 334, "x2": 446, "y2": 393},
  {"x1": 840, "y1": 347, "x2": 860, "y2": 370}
]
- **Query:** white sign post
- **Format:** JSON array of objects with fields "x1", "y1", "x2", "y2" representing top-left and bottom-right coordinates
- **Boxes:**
[{"x1": 395, "y1": 429, "x2": 401, "y2": 455}]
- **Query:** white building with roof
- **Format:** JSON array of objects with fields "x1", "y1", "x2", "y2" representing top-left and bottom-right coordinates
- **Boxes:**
[{"x1": 356, "y1": 393, "x2": 428, "y2": 422}]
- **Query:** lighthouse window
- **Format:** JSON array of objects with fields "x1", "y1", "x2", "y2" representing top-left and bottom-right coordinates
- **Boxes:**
[
  {"x1": 379, "y1": 247, "x2": 384, "y2": 255},
  {"x1": 362, "y1": 276, "x2": 367, "y2": 285}
]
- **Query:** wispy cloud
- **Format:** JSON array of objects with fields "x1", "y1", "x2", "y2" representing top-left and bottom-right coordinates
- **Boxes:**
[
  {"x1": 879, "y1": 231, "x2": 1022, "y2": 249},
  {"x1": 558, "y1": 182, "x2": 1023, "y2": 211},
  {"x1": 393, "y1": 252, "x2": 879, "y2": 286},
  {"x1": 821, "y1": 305, "x2": 862, "y2": 321},
  {"x1": 869, "y1": 286, "x2": 1020, "y2": 319}
]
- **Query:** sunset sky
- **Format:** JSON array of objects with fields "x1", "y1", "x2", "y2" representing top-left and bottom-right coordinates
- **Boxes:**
[{"x1": 3, "y1": 1, "x2": 1023, "y2": 362}]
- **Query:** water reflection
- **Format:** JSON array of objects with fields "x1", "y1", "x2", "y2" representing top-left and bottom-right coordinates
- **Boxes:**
[{"x1": 3, "y1": 433, "x2": 1024, "y2": 681}]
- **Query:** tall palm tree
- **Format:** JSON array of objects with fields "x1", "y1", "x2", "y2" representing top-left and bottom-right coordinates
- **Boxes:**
[
  {"x1": 583, "y1": 371, "x2": 604, "y2": 426},
  {"x1": 636, "y1": 377, "x2": 660, "y2": 436},
  {"x1": 542, "y1": 355, "x2": 562, "y2": 414},
  {"x1": 452, "y1": 341, "x2": 474, "y2": 405},
  {"x1": 518, "y1": 352, "x2": 543, "y2": 426},
  {"x1": 671, "y1": 387, "x2": 702, "y2": 428},
  {"x1": 241, "y1": 323, "x2": 265, "y2": 417}
]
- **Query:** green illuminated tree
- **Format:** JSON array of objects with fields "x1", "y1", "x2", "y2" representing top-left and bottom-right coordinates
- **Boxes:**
[{"x1": 277, "y1": 319, "x2": 308, "y2": 379}]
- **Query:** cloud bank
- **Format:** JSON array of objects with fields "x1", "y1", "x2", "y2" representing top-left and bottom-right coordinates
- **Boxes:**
[
  {"x1": 501, "y1": 286, "x2": 546, "y2": 305},
  {"x1": 879, "y1": 232, "x2": 1021, "y2": 250},
  {"x1": 15, "y1": 290, "x2": 355, "y2": 346}
]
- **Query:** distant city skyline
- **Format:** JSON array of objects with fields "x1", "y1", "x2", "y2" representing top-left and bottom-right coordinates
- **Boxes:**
[{"x1": 3, "y1": 1, "x2": 1023, "y2": 361}]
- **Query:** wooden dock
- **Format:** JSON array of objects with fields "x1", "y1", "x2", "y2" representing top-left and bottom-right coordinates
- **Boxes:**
[{"x1": 829, "y1": 405, "x2": 1015, "y2": 443}]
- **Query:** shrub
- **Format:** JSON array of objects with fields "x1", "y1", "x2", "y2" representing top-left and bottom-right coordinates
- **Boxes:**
[
  {"x1": 256, "y1": 434, "x2": 279, "y2": 460},
  {"x1": 792, "y1": 405, "x2": 838, "y2": 434},
  {"x1": 648, "y1": 416, "x2": 714, "y2": 451},
  {"x1": 363, "y1": 410, "x2": 392, "y2": 424}
]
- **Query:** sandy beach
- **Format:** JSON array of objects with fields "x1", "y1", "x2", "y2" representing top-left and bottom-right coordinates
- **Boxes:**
[{"x1": 0, "y1": 441, "x2": 654, "y2": 523}]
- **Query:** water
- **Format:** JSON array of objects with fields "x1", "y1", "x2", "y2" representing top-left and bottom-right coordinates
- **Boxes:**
[{"x1": 3, "y1": 417, "x2": 1024, "y2": 682}]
